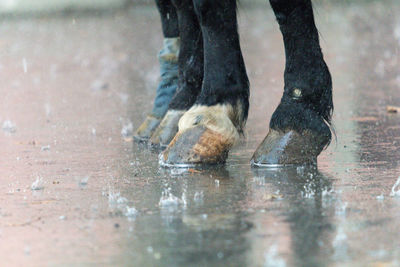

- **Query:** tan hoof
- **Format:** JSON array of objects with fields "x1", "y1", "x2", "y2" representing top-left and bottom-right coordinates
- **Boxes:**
[
  {"x1": 133, "y1": 115, "x2": 161, "y2": 143},
  {"x1": 251, "y1": 129, "x2": 329, "y2": 167},
  {"x1": 160, "y1": 126, "x2": 234, "y2": 167},
  {"x1": 149, "y1": 110, "x2": 184, "y2": 149},
  {"x1": 159, "y1": 104, "x2": 241, "y2": 167}
]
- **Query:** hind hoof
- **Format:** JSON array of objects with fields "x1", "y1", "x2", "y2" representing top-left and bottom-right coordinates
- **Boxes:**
[
  {"x1": 160, "y1": 126, "x2": 234, "y2": 167},
  {"x1": 133, "y1": 115, "x2": 161, "y2": 143},
  {"x1": 251, "y1": 129, "x2": 329, "y2": 167},
  {"x1": 149, "y1": 110, "x2": 184, "y2": 149}
]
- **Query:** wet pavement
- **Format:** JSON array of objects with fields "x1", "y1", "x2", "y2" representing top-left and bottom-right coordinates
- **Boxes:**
[{"x1": 1, "y1": 2, "x2": 400, "y2": 266}]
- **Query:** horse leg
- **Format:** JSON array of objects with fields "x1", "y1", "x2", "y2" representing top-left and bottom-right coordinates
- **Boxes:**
[
  {"x1": 252, "y1": 0, "x2": 333, "y2": 166},
  {"x1": 149, "y1": 0, "x2": 204, "y2": 149},
  {"x1": 134, "y1": 0, "x2": 180, "y2": 142},
  {"x1": 161, "y1": 0, "x2": 249, "y2": 166}
]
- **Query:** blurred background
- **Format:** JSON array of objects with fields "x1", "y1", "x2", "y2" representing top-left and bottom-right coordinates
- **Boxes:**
[{"x1": 0, "y1": 0, "x2": 395, "y2": 15}]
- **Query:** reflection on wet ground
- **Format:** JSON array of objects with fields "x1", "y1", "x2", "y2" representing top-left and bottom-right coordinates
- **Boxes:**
[{"x1": 1, "y1": 1, "x2": 400, "y2": 266}]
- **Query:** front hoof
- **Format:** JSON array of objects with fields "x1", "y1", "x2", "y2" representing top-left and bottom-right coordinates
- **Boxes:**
[
  {"x1": 133, "y1": 115, "x2": 161, "y2": 143},
  {"x1": 149, "y1": 110, "x2": 184, "y2": 149},
  {"x1": 160, "y1": 126, "x2": 233, "y2": 167},
  {"x1": 159, "y1": 104, "x2": 243, "y2": 167},
  {"x1": 251, "y1": 129, "x2": 330, "y2": 167}
]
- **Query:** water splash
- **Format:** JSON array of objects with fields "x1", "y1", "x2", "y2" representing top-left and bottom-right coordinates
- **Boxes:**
[
  {"x1": 296, "y1": 166, "x2": 305, "y2": 175},
  {"x1": 335, "y1": 201, "x2": 348, "y2": 217},
  {"x1": 121, "y1": 119, "x2": 133, "y2": 139},
  {"x1": 390, "y1": 176, "x2": 400, "y2": 197},
  {"x1": 2, "y1": 120, "x2": 16, "y2": 133},
  {"x1": 159, "y1": 188, "x2": 184, "y2": 208},
  {"x1": 253, "y1": 176, "x2": 266, "y2": 186},
  {"x1": 41, "y1": 145, "x2": 51, "y2": 151},
  {"x1": 31, "y1": 176, "x2": 44, "y2": 190},
  {"x1": 108, "y1": 191, "x2": 128, "y2": 205},
  {"x1": 301, "y1": 183, "x2": 316, "y2": 199},
  {"x1": 193, "y1": 191, "x2": 204, "y2": 203},
  {"x1": 106, "y1": 189, "x2": 139, "y2": 220},
  {"x1": 22, "y1": 58, "x2": 27, "y2": 73},
  {"x1": 264, "y1": 245, "x2": 286, "y2": 267},
  {"x1": 124, "y1": 206, "x2": 138, "y2": 219},
  {"x1": 78, "y1": 176, "x2": 90, "y2": 187},
  {"x1": 322, "y1": 188, "x2": 336, "y2": 197}
]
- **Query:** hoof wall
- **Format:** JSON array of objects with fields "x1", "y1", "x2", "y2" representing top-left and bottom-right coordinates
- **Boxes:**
[
  {"x1": 251, "y1": 129, "x2": 329, "y2": 167},
  {"x1": 160, "y1": 126, "x2": 233, "y2": 167},
  {"x1": 133, "y1": 115, "x2": 161, "y2": 143},
  {"x1": 149, "y1": 110, "x2": 184, "y2": 150}
]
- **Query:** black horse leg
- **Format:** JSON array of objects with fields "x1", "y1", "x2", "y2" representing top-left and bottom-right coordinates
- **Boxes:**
[
  {"x1": 252, "y1": 0, "x2": 333, "y2": 166},
  {"x1": 161, "y1": 0, "x2": 250, "y2": 166},
  {"x1": 149, "y1": 0, "x2": 204, "y2": 149},
  {"x1": 134, "y1": 0, "x2": 180, "y2": 142}
]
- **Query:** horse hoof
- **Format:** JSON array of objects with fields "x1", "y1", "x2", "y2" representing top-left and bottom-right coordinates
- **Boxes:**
[
  {"x1": 133, "y1": 115, "x2": 162, "y2": 143},
  {"x1": 251, "y1": 129, "x2": 330, "y2": 167},
  {"x1": 159, "y1": 104, "x2": 241, "y2": 167},
  {"x1": 149, "y1": 110, "x2": 184, "y2": 149},
  {"x1": 160, "y1": 126, "x2": 234, "y2": 167}
]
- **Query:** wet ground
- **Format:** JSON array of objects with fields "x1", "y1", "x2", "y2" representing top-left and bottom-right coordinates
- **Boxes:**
[{"x1": 1, "y1": 2, "x2": 400, "y2": 266}]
